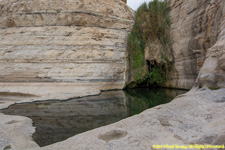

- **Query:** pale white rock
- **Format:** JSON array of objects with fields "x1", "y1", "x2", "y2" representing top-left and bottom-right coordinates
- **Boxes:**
[
  {"x1": 0, "y1": 0, "x2": 134, "y2": 96},
  {"x1": 0, "y1": 113, "x2": 39, "y2": 150}
]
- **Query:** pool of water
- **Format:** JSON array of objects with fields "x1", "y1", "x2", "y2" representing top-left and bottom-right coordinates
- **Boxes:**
[{"x1": 0, "y1": 88, "x2": 187, "y2": 147}]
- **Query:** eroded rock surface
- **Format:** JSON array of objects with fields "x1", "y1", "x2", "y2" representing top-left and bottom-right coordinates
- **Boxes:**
[
  {"x1": 0, "y1": 0, "x2": 133, "y2": 95},
  {"x1": 195, "y1": 7, "x2": 225, "y2": 88},
  {"x1": 164, "y1": 0, "x2": 225, "y2": 89},
  {"x1": 0, "y1": 113, "x2": 38, "y2": 150}
]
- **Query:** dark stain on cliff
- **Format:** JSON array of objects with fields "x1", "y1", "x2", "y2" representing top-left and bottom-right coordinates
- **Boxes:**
[{"x1": 5, "y1": 18, "x2": 16, "y2": 28}]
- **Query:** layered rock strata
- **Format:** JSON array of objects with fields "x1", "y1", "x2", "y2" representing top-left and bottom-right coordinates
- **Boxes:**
[{"x1": 0, "y1": 0, "x2": 133, "y2": 94}]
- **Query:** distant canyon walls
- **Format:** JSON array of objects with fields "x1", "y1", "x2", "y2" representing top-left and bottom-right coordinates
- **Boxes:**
[
  {"x1": 0, "y1": 0, "x2": 133, "y2": 89},
  {"x1": 164, "y1": 0, "x2": 225, "y2": 89}
]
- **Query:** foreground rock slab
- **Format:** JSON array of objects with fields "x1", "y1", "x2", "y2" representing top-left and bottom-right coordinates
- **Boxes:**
[{"x1": 0, "y1": 113, "x2": 39, "y2": 150}]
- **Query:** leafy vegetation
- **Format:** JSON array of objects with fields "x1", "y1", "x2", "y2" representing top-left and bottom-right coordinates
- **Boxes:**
[
  {"x1": 127, "y1": 3, "x2": 147, "y2": 81},
  {"x1": 126, "y1": 0, "x2": 171, "y2": 88},
  {"x1": 145, "y1": 66, "x2": 165, "y2": 85},
  {"x1": 209, "y1": 87, "x2": 220, "y2": 90}
]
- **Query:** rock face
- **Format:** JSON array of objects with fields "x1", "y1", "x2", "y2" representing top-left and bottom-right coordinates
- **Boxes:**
[
  {"x1": 163, "y1": 0, "x2": 225, "y2": 89},
  {"x1": 0, "y1": 0, "x2": 133, "y2": 90},
  {"x1": 144, "y1": 39, "x2": 173, "y2": 65},
  {"x1": 195, "y1": 0, "x2": 225, "y2": 88}
]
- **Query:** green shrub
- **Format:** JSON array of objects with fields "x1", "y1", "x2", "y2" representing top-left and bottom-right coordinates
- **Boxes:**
[
  {"x1": 209, "y1": 87, "x2": 220, "y2": 90},
  {"x1": 146, "y1": 66, "x2": 164, "y2": 85},
  {"x1": 126, "y1": 0, "x2": 171, "y2": 88},
  {"x1": 142, "y1": 0, "x2": 171, "y2": 43},
  {"x1": 127, "y1": 3, "x2": 147, "y2": 79}
]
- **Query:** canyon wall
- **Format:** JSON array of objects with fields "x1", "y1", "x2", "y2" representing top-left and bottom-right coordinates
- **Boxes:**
[
  {"x1": 1, "y1": 0, "x2": 224, "y2": 92},
  {"x1": 164, "y1": 0, "x2": 225, "y2": 89},
  {"x1": 0, "y1": 0, "x2": 133, "y2": 91}
]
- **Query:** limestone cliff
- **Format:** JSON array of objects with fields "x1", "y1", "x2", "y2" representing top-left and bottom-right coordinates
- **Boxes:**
[
  {"x1": 0, "y1": 0, "x2": 133, "y2": 92},
  {"x1": 164, "y1": 0, "x2": 225, "y2": 89}
]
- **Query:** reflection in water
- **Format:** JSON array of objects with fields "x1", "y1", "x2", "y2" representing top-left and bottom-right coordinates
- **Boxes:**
[
  {"x1": 124, "y1": 88, "x2": 187, "y2": 116},
  {"x1": 0, "y1": 88, "x2": 187, "y2": 147},
  {"x1": 1, "y1": 91, "x2": 127, "y2": 147}
]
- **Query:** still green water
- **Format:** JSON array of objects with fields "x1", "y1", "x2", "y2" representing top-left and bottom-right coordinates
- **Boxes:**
[
  {"x1": 125, "y1": 88, "x2": 187, "y2": 116},
  {"x1": 0, "y1": 88, "x2": 187, "y2": 147}
]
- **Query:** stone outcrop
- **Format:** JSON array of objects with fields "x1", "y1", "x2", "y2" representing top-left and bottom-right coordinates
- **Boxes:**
[
  {"x1": 0, "y1": 0, "x2": 133, "y2": 93},
  {"x1": 195, "y1": 0, "x2": 225, "y2": 88},
  {"x1": 163, "y1": 0, "x2": 225, "y2": 89}
]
